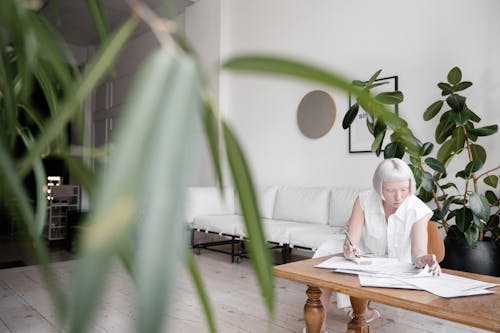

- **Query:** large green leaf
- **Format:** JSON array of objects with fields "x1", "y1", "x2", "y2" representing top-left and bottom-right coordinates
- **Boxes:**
[
  {"x1": 0, "y1": 35, "x2": 18, "y2": 145},
  {"x1": 66, "y1": 50, "x2": 202, "y2": 333},
  {"x1": 352, "y1": 79, "x2": 364, "y2": 87},
  {"x1": 63, "y1": 154, "x2": 96, "y2": 197},
  {"x1": 342, "y1": 103, "x2": 359, "y2": 129},
  {"x1": 436, "y1": 139, "x2": 455, "y2": 165},
  {"x1": 17, "y1": 130, "x2": 47, "y2": 235},
  {"x1": 423, "y1": 100, "x2": 443, "y2": 121},
  {"x1": 464, "y1": 225, "x2": 479, "y2": 247},
  {"x1": 421, "y1": 171, "x2": 435, "y2": 192},
  {"x1": 450, "y1": 109, "x2": 472, "y2": 126},
  {"x1": 465, "y1": 107, "x2": 481, "y2": 123},
  {"x1": 463, "y1": 160, "x2": 483, "y2": 178},
  {"x1": 85, "y1": 0, "x2": 109, "y2": 43},
  {"x1": 223, "y1": 122, "x2": 275, "y2": 317},
  {"x1": 421, "y1": 142, "x2": 434, "y2": 156},
  {"x1": 203, "y1": 98, "x2": 225, "y2": 190},
  {"x1": 223, "y1": 56, "x2": 406, "y2": 129},
  {"x1": 33, "y1": 64, "x2": 59, "y2": 118},
  {"x1": 411, "y1": 164, "x2": 423, "y2": 188},
  {"x1": 365, "y1": 81, "x2": 389, "y2": 89},
  {"x1": 438, "y1": 82, "x2": 453, "y2": 96},
  {"x1": 446, "y1": 94, "x2": 466, "y2": 112},
  {"x1": 366, "y1": 113, "x2": 376, "y2": 135},
  {"x1": 453, "y1": 207, "x2": 473, "y2": 233},
  {"x1": 435, "y1": 111, "x2": 455, "y2": 144},
  {"x1": 19, "y1": 18, "x2": 138, "y2": 177},
  {"x1": 418, "y1": 187, "x2": 434, "y2": 203},
  {"x1": 357, "y1": 93, "x2": 407, "y2": 128},
  {"x1": 366, "y1": 69, "x2": 382, "y2": 86},
  {"x1": 485, "y1": 190, "x2": 498, "y2": 205},
  {"x1": 133, "y1": 55, "x2": 201, "y2": 333},
  {"x1": 29, "y1": 13, "x2": 76, "y2": 93},
  {"x1": 440, "y1": 182, "x2": 459, "y2": 191},
  {"x1": 469, "y1": 193, "x2": 491, "y2": 222},
  {"x1": 372, "y1": 119, "x2": 387, "y2": 137},
  {"x1": 223, "y1": 56, "x2": 355, "y2": 94},
  {"x1": 453, "y1": 81, "x2": 473, "y2": 92},
  {"x1": 371, "y1": 130, "x2": 385, "y2": 156},
  {"x1": 374, "y1": 91, "x2": 403, "y2": 104},
  {"x1": 391, "y1": 127, "x2": 422, "y2": 157},
  {"x1": 470, "y1": 144, "x2": 487, "y2": 165},
  {"x1": 467, "y1": 125, "x2": 498, "y2": 137},
  {"x1": 383, "y1": 141, "x2": 405, "y2": 159},
  {"x1": 484, "y1": 175, "x2": 498, "y2": 188},
  {"x1": 186, "y1": 251, "x2": 216, "y2": 333},
  {"x1": 441, "y1": 196, "x2": 456, "y2": 217},
  {"x1": 425, "y1": 157, "x2": 446, "y2": 175},
  {"x1": 447, "y1": 67, "x2": 462, "y2": 85},
  {"x1": 451, "y1": 126, "x2": 466, "y2": 151}
]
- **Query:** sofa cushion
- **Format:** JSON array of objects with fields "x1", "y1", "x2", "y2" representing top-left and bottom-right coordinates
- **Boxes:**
[
  {"x1": 329, "y1": 187, "x2": 365, "y2": 227},
  {"x1": 193, "y1": 214, "x2": 244, "y2": 236},
  {"x1": 288, "y1": 224, "x2": 345, "y2": 251},
  {"x1": 185, "y1": 187, "x2": 234, "y2": 222},
  {"x1": 235, "y1": 186, "x2": 278, "y2": 219},
  {"x1": 233, "y1": 218, "x2": 287, "y2": 243},
  {"x1": 273, "y1": 186, "x2": 330, "y2": 224}
]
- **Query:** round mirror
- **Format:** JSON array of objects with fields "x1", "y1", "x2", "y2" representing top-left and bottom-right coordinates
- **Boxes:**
[{"x1": 297, "y1": 90, "x2": 336, "y2": 139}]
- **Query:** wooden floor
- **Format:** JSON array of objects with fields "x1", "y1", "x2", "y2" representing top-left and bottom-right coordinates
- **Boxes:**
[{"x1": 0, "y1": 249, "x2": 490, "y2": 333}]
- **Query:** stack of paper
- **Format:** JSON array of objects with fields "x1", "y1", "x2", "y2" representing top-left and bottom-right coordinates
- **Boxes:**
[{"x1": 315, "y1": 256, "x2": 498, "y2": 298}]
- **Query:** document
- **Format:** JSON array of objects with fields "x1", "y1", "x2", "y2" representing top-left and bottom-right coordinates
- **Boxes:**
[
  {"x1": 397, "y1": 274, "x2": 495, "y2": 298},
  {"x1": 315, "y1": 256, "x2": 418, "y2": 276},
  {"x1": 316, "y1": 256, "x2": 498, "y2": 298}
]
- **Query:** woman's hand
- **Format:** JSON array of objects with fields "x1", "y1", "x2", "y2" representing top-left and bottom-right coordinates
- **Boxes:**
[
  {"x1": 343, "y1": 239, "x2": 360, "y2": 260},
  {"x1": 414, "y1": 254, "x2": 441, "y2": 276}
]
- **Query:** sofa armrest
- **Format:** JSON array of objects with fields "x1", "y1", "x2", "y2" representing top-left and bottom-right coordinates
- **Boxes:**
[{"x1": 185, "y1": 187, "x2": 235, "y2": 223}]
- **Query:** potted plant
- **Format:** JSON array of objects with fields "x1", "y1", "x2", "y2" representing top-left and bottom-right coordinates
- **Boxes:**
[{"x1": 342, "y1": 67, "x2": 500, "y2": 276}]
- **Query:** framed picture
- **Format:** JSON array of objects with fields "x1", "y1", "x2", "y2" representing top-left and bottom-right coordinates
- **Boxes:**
[{"x1": 348, "y1": 76, "x2": 399, "y2": 153}]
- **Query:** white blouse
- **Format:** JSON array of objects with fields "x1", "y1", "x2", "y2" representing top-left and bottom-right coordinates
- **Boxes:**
[{"x1": 358, "y1": 189, "x2": 432, "y2": 263}]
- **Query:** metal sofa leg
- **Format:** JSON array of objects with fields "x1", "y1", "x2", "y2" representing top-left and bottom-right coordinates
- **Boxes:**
[
  {"x1": 190, "y1": 227, "x2": 195, "y2": 248},
  {"x1": 231, "y1": 235, "x2": 236, "y2": 263},
  {"x1": 281, "y1": 244, "x2": 290, "y2": 263}
]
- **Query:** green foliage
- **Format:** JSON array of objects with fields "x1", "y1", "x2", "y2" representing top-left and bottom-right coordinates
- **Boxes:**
[
  {"x1": 339, "y1": 70, "x2": 406, "y2": 155},
  {"x1": 0, "y1": 1, "x2": 280, "y2": 332},
  {"x1": 342, "y1": 67, "x2": 500, "y2": 247}
]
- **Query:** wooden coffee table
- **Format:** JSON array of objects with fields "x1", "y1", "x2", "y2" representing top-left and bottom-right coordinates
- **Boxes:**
[{"x1": 274, "y1": 255, "x2": 500, "y2": 333}]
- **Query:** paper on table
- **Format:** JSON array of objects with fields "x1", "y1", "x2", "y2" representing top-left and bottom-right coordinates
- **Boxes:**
[
  {"x1": 315, "y1": 256, "x2": 418, "y2": 276},
  {"x1": 398, "y1": 275, "x2": 495, "y2": 298},
  {"x1": 359, "y1": 266, "x2": 498, "y2": 298},
  {"x1": 359, "y1": 275, "x2": 423, "y2": 289},
  {"x1": 317, "y1": 257, "x2": 498, "y2": 298}
]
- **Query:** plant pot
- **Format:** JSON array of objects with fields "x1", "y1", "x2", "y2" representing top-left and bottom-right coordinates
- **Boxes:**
[{"x1": 441, "y1": 236, "x2": 500, "y2": 277}]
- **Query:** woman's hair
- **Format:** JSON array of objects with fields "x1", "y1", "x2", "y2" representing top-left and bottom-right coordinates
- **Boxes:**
[{"x1": 372, "y1": 158, "x2": 416, "y2": 199}]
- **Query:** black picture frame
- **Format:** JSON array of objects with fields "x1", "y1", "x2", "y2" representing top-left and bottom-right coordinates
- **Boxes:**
[{"x1": 348, "y1": 76, "x2": 399, "y2": 153}]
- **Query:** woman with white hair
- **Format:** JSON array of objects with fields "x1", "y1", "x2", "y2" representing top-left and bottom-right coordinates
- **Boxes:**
[{"x1": 307, "y1": 158, "x2": 440, "y2": 333}]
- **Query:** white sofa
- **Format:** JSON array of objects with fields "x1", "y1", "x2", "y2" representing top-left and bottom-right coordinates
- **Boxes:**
[{"x1": 185, "y1": 186, "x2": 364, "y2": 262}]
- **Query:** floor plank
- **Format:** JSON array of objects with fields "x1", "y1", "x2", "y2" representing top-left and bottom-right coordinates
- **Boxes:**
[{"x1": 0, "y1": 249, "x2": 491, "y2": 332}]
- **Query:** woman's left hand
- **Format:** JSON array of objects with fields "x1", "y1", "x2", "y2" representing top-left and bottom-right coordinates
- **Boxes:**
[{"x1": 415, "y1": 254, "x2": 441, "y2": 276}]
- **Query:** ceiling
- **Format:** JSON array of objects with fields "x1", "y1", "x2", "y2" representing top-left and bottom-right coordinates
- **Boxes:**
[{"x1": 40, "y1": 0, "x2": 195, "y2": 46}]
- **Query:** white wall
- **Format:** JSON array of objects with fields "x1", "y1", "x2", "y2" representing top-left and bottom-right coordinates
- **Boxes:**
[
  {"x1": 185, "y1": 0, "x2": 222, "y2": 186},
  {"x1": 199, "y1": 0, "x2": 500, "y2": 189}
]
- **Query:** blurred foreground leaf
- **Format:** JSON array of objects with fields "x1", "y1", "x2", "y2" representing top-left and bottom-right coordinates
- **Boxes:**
[{"x1": 66, "y1": 49, "x2": 202, "y2": 333}]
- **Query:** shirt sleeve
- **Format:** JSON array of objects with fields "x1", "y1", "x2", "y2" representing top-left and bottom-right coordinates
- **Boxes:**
[{"x1": 410, "y1": 196, "x2": 433, "y2": 222}]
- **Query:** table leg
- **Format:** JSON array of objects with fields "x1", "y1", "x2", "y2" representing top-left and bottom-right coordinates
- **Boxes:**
[
  {"x1": 304, "y1": 286, "x2": 324, "y2": 333},
  {"x1": 347, "y1": 296, "x2": 370, "y2": 333}
]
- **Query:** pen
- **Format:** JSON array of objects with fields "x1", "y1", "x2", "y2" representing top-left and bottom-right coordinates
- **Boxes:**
[{"x1": 344, "y1": 229, "x2": 361, "y2": 258}]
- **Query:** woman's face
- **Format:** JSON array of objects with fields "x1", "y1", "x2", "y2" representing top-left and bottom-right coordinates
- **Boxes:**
[{"x1": 382, "y1": 180, "x2": 411, "y2": 210}]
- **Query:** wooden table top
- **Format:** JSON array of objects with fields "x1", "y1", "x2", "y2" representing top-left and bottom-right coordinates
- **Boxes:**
[{"x1": 274, "y1": 256, "x2": 500, "y2": 332}]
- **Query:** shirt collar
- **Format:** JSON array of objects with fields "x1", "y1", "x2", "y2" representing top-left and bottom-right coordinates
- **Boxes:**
[{"x1": 378, "y1": 195, "x2": 413, "y2": 220}]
